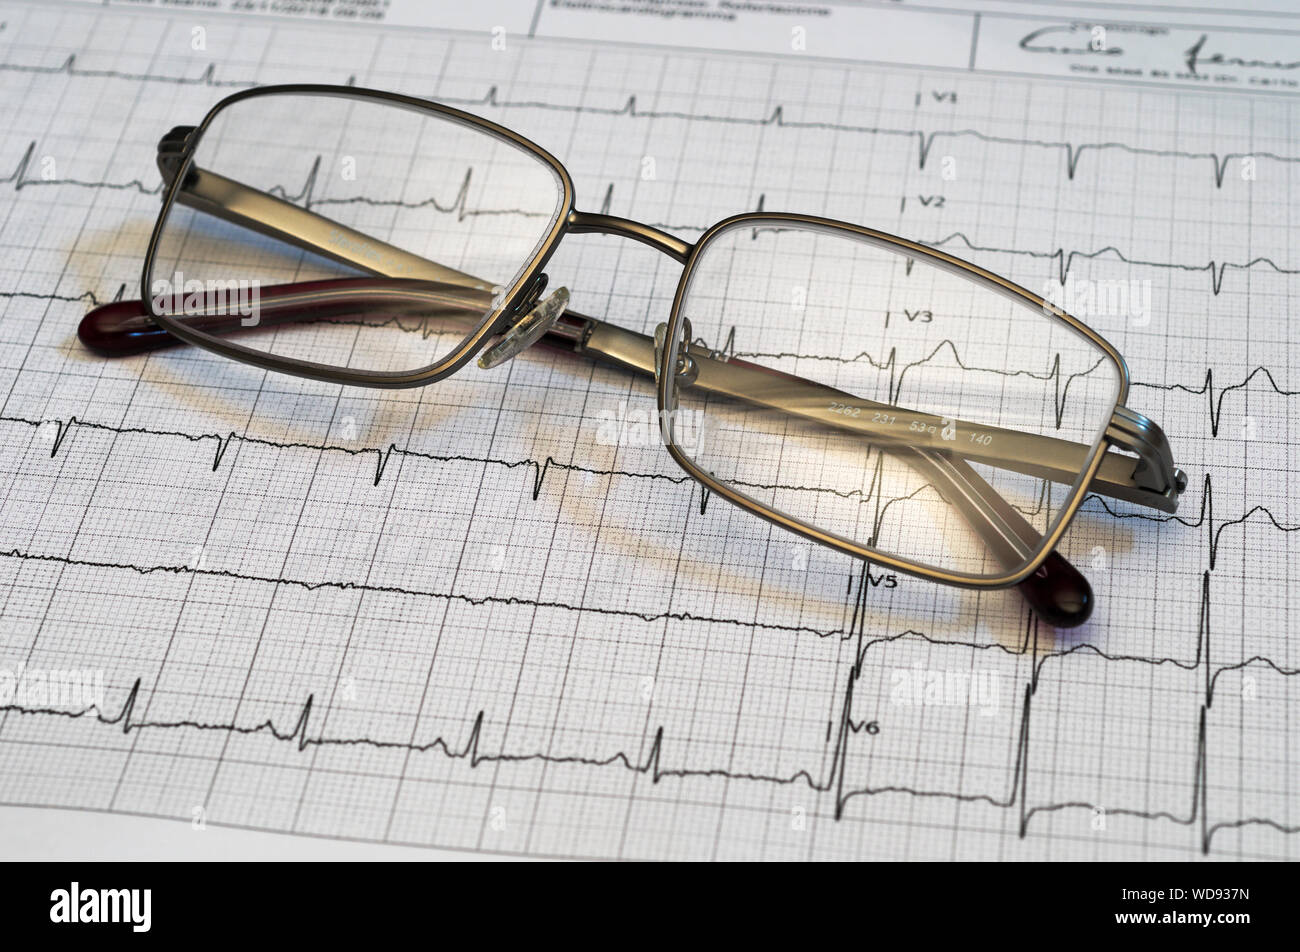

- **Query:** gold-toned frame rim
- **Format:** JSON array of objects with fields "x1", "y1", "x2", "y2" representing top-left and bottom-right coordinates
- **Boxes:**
[
  {"x1": 656, "y1": 211, "x2": 1130, "y2": 591},
  {"x1": 142, "y1": 83, "x2": 576, "y2": 389}
]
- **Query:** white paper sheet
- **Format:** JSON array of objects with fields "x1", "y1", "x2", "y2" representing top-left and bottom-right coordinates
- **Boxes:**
[{"x1": 0, "y1": 0, "x2": 1296, "y2": 860}]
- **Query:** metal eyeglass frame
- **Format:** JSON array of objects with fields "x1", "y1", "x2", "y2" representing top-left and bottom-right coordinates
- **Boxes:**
[{"x1": 78, "y1": 84, "x2": 1187, "y2": 628}]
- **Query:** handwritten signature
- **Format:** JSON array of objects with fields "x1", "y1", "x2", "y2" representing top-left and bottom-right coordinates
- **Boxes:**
[{"x1": 1018, "y1": 24, "x2": 1300, "y2": 78}]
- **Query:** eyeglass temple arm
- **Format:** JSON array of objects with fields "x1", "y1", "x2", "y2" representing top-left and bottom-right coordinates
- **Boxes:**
[
  {"x1": 589, "y1": 323, "x2": 1184, "y2": 514},
  {"x1": 157, "y1": 166, "x2": 491, "y2": 293},
  {"x1": 81, "y1": 278, "x2": 496, "y2": 357}
]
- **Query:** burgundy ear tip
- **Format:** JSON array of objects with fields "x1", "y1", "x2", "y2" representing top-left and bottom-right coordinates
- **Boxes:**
[
  {"x1": 1018, "y1": 551, "x2": 1094, "y2": 629},
  {"x1": 77, "y1": 299, "x2": 157, "y2": 357},
  {"x1": 77, "y1": 303, "x2": 118, "y2": 356}
]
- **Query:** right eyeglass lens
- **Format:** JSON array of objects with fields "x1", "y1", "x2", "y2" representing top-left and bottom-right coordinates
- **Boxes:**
[
  {"x1": 147, "y1": 90, "x2": 566, "y2": 375},
  {"x1": 666, "y1": 220, "x2": 1122, "y2": 580}
]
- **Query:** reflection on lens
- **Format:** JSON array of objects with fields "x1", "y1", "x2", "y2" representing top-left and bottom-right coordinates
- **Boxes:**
[
  {"x1": 149, "y1": 91, "x2": 565, "y2": 374},
  {"x1": 666, "y1": 221, "x2": 1120, "y2": 580}
]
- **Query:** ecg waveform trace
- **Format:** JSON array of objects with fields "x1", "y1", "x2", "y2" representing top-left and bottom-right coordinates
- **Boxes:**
[
  {"x1": 5, "y1": 135, "x2": 1299, "y2": 297},
  {"x1": 4, "y1": 54, "x2": 1300, "y2": 187},
  {"x1": 1, "y1": 568, "x2": 1293, "y2": 854}
]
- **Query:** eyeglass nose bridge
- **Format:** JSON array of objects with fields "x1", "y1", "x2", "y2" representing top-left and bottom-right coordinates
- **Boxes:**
[{"x1": 566, "y1": 210, "x2": 692, "y2": 263}]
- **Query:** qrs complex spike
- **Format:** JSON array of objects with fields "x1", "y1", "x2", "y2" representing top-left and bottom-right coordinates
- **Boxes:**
[
  {"x1": 1134, "y1": 366, "x2": 1300, "y2": 437},
  {"x1": 1087, "y1": 473, "x2": 1300, "y2": 570}
]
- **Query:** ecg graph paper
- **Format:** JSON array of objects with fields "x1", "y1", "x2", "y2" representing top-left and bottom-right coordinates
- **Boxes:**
[{"x1": 0, "y1": 0, "x2": 1296, "y2": 862}]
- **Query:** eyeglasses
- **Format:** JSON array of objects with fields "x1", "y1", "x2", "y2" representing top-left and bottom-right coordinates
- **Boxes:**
[{"x1": 80, "y1": 84, "x2": 1186, "y2": 627}]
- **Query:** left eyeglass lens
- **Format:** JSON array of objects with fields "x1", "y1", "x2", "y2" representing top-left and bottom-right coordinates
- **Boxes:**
[{"x1": 147, "y1": 91, "x2": 565, "y2": 374}]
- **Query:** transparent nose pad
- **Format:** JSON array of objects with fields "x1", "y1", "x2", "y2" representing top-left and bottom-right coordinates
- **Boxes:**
[
  {"x1": 478, "y1": 287, "x2": 570, "y2": 369},
  {"x1": 653, "y1": 317, "x2": 698, "y2": 387}
]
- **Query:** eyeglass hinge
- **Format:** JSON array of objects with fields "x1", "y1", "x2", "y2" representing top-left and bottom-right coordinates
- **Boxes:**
[
  {"x1": 156, "y1": 125, "x2": 197, "y2": 190},
  {"x1": 1104, "y1": 405, "x2": 1188, "y2": 506}
]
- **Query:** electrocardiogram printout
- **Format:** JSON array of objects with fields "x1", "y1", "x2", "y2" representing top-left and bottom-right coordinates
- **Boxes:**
[{"x1": 0, "y1": 0, "x2": 1297, "y2": 861}]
